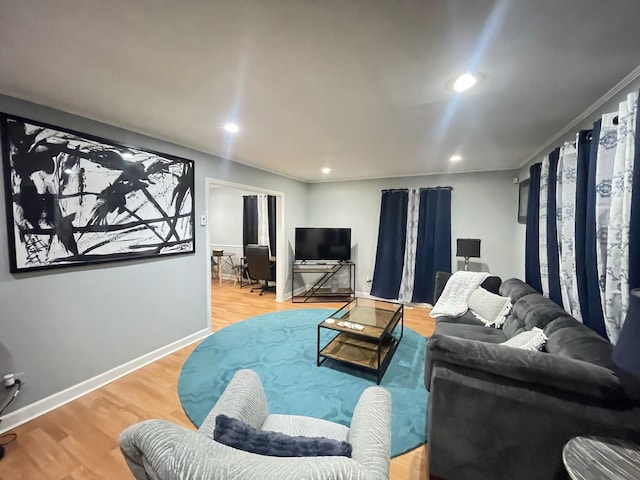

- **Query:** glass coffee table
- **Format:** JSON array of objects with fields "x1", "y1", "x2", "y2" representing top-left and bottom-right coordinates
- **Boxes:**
[{"x1": 317, "y1": 297, "x2": 403, "y2": 384}]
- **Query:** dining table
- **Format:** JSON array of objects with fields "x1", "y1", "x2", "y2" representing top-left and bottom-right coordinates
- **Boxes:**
[{"x1": 211, "y1": 252, "x2": 237, "y2": 287}]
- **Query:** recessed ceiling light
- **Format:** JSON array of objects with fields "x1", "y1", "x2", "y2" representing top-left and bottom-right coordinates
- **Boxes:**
[
  {"x1": 449, "y1": 155, "x2": 463, "y2": 162},
  {"x1": 222, "y1": 122, "x2": 239, "y2": 133},
  {"x1": 450, "y1": 73, "x2": 478, "y2": 92},
  {"x1": 321, "y1": 167, "x2": 332, "y2": 174}
]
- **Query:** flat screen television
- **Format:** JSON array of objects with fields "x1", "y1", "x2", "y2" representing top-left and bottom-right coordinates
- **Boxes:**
[{"x1": 295, "y1": 227, "x2": 351, "y2": 261}]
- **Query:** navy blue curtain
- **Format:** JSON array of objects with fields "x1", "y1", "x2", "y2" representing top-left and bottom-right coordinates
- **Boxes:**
[
  {"x1": 412, "y1": 188, "x2": 452, "y2": 304},
  {"x1": 243, "y1": 195, "x2": 276, "y2": 257},
  {"x1": 370, "y1": 190, "x2": 408, "y2": 299},
  {"x1": 546, "y1": 148, "x2": 563, "y2": 306},
  {"x1": 575, "y1": 130, "x2": 596, "y2": 329},
  {"x1": 243, "y1": 195, "x2": 258, "y2": 256},
  {"x1": 584, "y1": 120, "x2": 608, "y2": 338},
  {"x1": 525, "y1": 163, "x2": 542, "y2": 292},
  {"x1": 629, "y1": 97, "x2": 640, "y2": 291}
]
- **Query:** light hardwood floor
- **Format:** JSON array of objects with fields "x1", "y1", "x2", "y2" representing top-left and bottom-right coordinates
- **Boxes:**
[{"x1": 0, "y1": 280, "x2": 434, "y2": 480}]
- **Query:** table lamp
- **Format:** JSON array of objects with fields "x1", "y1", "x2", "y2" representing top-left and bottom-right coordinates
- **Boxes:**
[
  {"x1": 456, "y1": 239, "x2": 481, "y2": 271},
  {"x1": 612, "y1": 289, "x2": 640, "y2": 381}
]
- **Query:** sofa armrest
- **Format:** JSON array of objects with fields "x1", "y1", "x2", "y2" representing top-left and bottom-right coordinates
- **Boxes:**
[
  {"x1": 348, "y1": 387, "x2": 392, "y2": 480},
  {"x1": 198, "y1": 369, "x2": 269, "y2": 437},
  {"x1": 427, "y1": 363, "x2": 640, "y2": 480},
  {"x1": 433, "y1": 271, "x2": 453, "y2": 304},
  {"x1": 427, "y1": 334, "x2": 624, "y2": 402}
]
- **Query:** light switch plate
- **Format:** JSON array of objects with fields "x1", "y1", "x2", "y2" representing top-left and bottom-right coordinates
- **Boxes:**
[{"x1": 200, "y1": 215, "x2": 206, "y2": 226}]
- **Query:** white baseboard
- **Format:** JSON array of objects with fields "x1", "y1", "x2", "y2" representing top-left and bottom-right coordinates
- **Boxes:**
[
  {"x1": 281, "y1": 285, "x2": 309, "y2": 301},
  {"x1": 213, "y1": 273, "x2": 236, "y2": 281},
  {"x1": 0, "y1": 328, "x2": 211, "y2": 434}
]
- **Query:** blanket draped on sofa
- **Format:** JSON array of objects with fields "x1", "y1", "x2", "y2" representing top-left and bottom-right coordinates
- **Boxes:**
[{"x1": 429, "y1": 271, "x2": 490, "y2": 318}]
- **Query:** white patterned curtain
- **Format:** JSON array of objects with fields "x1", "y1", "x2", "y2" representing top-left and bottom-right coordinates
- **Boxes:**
[
  {"x1": 538, "y1": 155, "x2": 550, "y2": 298},
  {"x1": 528, "y1": 90, "x2": 639, "y2": 342},
  {"x1": 604, "y1": 91, "x2": 637, "y2": 343},
  {"x1": 398, "y1": 188, "x2": 420, "y2": 303},
  {"x1": 594, "y1": 112, "x2": 618, "y2": 327},
  {"x1": 257, "y1": 194, "x2": 270, "y2": 250},
  {"x1": 556, "y1": 140, "x2": 582, "y2": 321}
]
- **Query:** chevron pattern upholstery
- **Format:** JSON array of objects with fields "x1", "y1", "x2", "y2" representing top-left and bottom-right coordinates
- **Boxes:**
[{"x1": 120, "y1": 369, "x2": 392, "y2": 480}]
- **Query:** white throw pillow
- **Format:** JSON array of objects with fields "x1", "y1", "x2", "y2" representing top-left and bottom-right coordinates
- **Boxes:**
[
  {"x1": 468, "y1": 287, "x2": 512, "y2": 328},
  {"x1": 501, "y1": 327, "x2": 548, "y2": 351}
]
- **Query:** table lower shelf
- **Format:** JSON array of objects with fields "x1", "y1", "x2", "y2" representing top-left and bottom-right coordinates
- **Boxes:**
[{"x1": 319, "y1": 332, "x2": 395, "y2": 370}]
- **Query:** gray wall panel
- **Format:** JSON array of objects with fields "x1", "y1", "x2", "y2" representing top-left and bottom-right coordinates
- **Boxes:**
[{"x1": 0, "y1": 94, "x2": 308, "y2": 412}]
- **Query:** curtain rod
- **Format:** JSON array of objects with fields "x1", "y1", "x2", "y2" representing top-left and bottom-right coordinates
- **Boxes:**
[
  {"x1": 381, "y1": 186, "x2": 453, "y2": 193},
  {"x1": 557, "y1": 127, "x2": 594, "y2": 149}
]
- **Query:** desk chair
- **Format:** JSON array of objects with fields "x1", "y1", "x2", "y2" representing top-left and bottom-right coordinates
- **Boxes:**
[
  {"x1": 245, "y1": 245, "x2": 275, "y2": 296},
  {"x1": 232, "y1": 262, "x2": 254, "y2": 288}
]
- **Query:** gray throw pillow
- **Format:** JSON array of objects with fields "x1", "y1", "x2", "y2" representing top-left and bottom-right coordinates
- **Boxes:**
[{"x1": 213, "y1": 414, "x2": 352, "y2": 457}]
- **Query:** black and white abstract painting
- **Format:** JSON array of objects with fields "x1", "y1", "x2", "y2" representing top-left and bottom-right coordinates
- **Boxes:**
[{"x1": 1, "y1": 114, "x2": 195, "y2": 273}]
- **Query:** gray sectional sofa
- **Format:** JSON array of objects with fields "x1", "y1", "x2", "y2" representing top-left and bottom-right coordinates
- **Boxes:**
[{"x1": 425, "y1": 274, "x2": 640, "y2": 480}]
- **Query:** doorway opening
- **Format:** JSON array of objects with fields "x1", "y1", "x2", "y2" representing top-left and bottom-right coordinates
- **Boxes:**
[{"x1": 204, "y1": 178, "x2": 286, "y2": 327}]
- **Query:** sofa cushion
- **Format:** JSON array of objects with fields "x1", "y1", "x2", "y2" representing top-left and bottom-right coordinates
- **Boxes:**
[
  {"x1": 544, "y1": 317, "x2": 615, "y2": 369},
  {"x1": 436, "y1": 323, "x2": 507, "y2": 343},
  {"x1": 502, "y1": 316, "x2": 526, "y2": 339},
  {"x1": 213, "y1": 414, "x2": 353, "y2": 457},
  {"x1": 499, "y1": 278, "x2": 540, "y2": 302},
  {"x1": 512, "y1": 294, "x2": 572, "y2": 331},
  {"x1": 501, "y1": 294, "x2": 570, "y2": 340},
  {"x1": 435, "y1": 310, "x2": 486, "y2": 326}
]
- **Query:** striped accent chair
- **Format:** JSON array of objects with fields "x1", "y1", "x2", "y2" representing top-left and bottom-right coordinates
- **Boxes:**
[{"x1": 120, "y1": 369, "x2": 392, "y2": 480}]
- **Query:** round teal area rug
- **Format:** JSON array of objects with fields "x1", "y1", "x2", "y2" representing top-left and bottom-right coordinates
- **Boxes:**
[{"x1": 178, "y1": 308, "x2": 428, "y2": 457}]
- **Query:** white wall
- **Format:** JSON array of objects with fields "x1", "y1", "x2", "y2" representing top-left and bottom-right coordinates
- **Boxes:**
[
  {"x1": 307, "y1": 170, "x2": 520, "y2": 294},
  {"x1": 208, "y1": 187, "x2": 257, "y2": 247},
  {"x1": 207, "y1": 187, "x2": 256, "y2": 277}
]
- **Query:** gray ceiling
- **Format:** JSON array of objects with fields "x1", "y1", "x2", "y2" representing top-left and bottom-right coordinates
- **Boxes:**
[{"x1": 1, "y1": 1, "x2": 639, "y2": 182}]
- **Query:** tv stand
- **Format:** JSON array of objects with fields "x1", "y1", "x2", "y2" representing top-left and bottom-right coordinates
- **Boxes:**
[{"x1": 291, "y1": 261, "x2": 355, "y2": 303}]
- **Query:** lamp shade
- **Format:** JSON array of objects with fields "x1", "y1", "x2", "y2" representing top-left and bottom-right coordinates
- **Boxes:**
[
  {"x1": 612, "y1": 289, "x2": 640, "y2": 380},
  {"x1": 456, "y1": 239, "x2": 481, "y2": 258}
]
